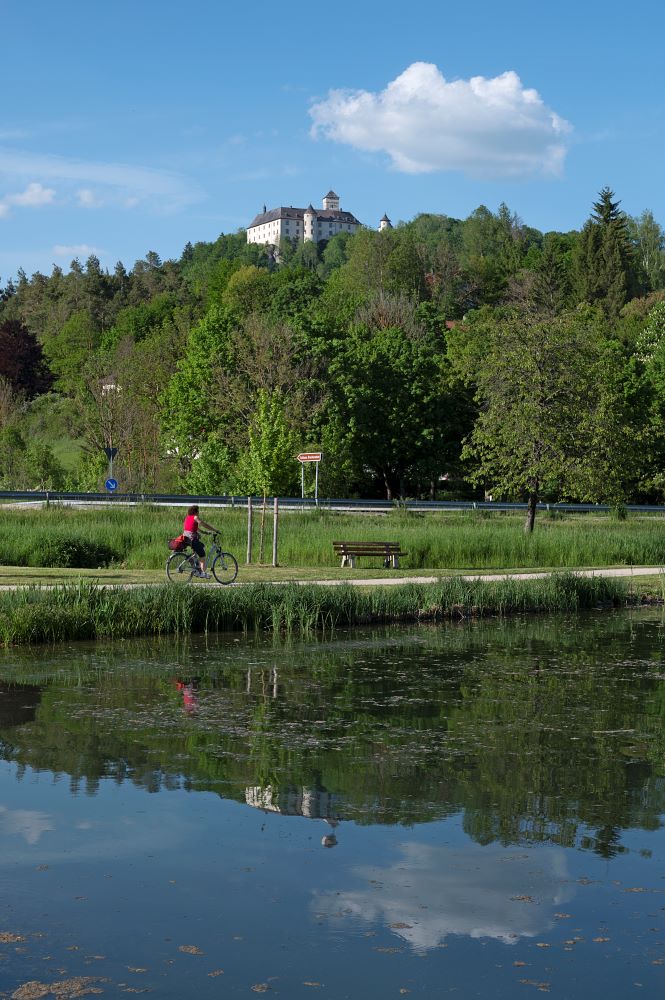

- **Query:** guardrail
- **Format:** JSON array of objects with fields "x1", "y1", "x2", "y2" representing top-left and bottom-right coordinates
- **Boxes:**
[{"x1": 2, "y1": 491, "x2": 665, "y2": 514}]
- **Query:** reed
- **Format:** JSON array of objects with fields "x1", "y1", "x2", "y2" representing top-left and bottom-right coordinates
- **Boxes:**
[{"x1": 0, "y1": 574, "x2": 629, "y2": 646}]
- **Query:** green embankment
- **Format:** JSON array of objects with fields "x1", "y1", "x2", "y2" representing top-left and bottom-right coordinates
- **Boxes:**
[
  {"x1": 1, "y1": 505, "x2": 665, "y2": 571},
  {"x1": 0, "y1": 575, "x2": 629, "y2": 646},
  {"x1": 0, "y1": 507, "x2": 660, "y2": 645}
]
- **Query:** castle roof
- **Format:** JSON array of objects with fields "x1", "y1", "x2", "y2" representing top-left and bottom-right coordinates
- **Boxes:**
[
  {"x1": 317, "y1": 209, "x2": 360, "y2": 222},
  {"x1": 324, "y1": 190, "x2": 339, "y2": 199},
  {"x1": 248, "y1": 206, "x2": 361, "y2": 228}
]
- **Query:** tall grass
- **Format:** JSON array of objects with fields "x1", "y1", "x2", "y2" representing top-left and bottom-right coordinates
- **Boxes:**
[
  {"x1": 0, "y1": 574, "x2": 629, "y2": 646},
  {"x1": 1, "y1": 505, "x2": 665, "y2": 571}
]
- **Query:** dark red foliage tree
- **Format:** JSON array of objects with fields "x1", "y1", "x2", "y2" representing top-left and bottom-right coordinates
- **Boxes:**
[{"x1": 0, "y1": 319, "x2": 53, "y2": 397}]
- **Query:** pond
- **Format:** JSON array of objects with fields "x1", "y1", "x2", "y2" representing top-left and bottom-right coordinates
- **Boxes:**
[{"x1": 0, "y1": 609, "x2": 664, "y2": 997}]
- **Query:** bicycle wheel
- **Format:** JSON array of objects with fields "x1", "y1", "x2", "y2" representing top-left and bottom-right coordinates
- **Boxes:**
[
  {"x1": 211, "y1": 551, "x2": 238, "y2": 585},
  {"x1": 166, "y1": 551, "x2": 196, "y2": 584}
]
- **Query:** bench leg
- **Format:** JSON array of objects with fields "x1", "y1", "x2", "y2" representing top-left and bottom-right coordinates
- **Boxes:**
[
  {"x1": 340, "y1": 555, "x2": 356, "y2": 569},
  {"x1": 392, "y1": 555, "x2": 399, "y2": 569}
]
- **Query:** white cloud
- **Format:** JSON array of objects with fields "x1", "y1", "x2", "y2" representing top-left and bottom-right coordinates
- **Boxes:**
[
  {"x1": 0, "y1": 181, "x2": 56, "y2": 216},
  {"x1": 0, "y1": 148, "x2": 202, "y2": 212},
  {"x1": 77, "y1": 187, "x2": 101, "y2": 208},
  {"x1": 0, "y1": 805, "x2": 54, "y2": 845},
  {"x1": 310, "y1": 62, "x2": 571, "y2": 178},
  {"x1": 7, "y1": 181, "x2": 55, "y2": 207},
  {"x1": 53, "y1": 243, "x2": 101, "y2": 258},
  {"x1": 314, "y1": 842, "x2": 572, "y2": 951}
]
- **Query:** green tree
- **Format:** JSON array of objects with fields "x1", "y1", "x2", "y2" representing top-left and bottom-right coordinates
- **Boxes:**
[
  {"x1": 628, "y1": 302, "x2": 665, "y2": 498},
  {"x1": 0, "y1": 387, "x2": 64, "y2": 489},
  {"x1": 42, "y1": 310, "x2": 100, "y2": 393},
  {"x1": 100, "y1": 293, "x2": 180, "y2": 352},
  {"x1": 326, "y1": 313, "x2": 458, "y2": 499},
  {"x1": 205, "y1": 258, "x2": 242, "y2": 307},
  {"x1": 629, "y1": 210, "x2": 665, "y2": 291},
  {"x1": 233, "y1": 390, "x2": 299, "y2": 496},
  {"x1": 574, "y1": 188, "x2": 640, "y2": 315},
  {"x1": 291, "y1": 240, "x2": 320, "y2": 272},
  {"x1": 0, "y1": 376, "x2": 20, "y2": 432},
  {"x1": 462, "y1": 310, "x2": 627, "y2": 531},
  {"x1": 184, "y1": 433, "x2": 236, "y2": 495},
  {"x1": 269, "y1": 267, "x2": 323, "y2": 333},
  {"x1": 318, "y1": 230, "x2": 353, "y2": 277},
  {"x1": 507, "y1": 233, "x2": 574, "y2": 316},
  {"x1": 222, "y1": 265, "x2": 272, "y2": 318},
  {"x1": 160, "y1": 305, "x2": 237, "y2": 473}
]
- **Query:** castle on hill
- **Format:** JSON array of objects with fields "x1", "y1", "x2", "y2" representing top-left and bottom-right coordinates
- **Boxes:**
[{"x1": 246, "y1": 190, "x2": 391, "y2": 246}]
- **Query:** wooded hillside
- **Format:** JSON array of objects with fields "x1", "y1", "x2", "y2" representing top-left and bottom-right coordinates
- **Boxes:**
[{"x1": 2, "y1": 188, "x2": 664, "y2": 510}]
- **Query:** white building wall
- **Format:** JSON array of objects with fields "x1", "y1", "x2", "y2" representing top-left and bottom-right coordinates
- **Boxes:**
[{"x1": 247, "y1": 204, "x2": 360, "y2": 246}]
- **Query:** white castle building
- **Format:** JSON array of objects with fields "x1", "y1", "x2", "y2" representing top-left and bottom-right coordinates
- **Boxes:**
[{"x1": 246, "y1": 190, "x2": 392, "y2": 246}]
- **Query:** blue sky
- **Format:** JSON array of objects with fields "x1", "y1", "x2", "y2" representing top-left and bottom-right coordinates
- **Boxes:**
[{"x1": 1, "y1": 0, "x2": 662, "y2": 279}]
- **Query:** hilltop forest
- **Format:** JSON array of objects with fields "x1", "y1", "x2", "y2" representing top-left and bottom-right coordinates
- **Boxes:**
[{"x1": 2, "y1": 188, "x2": 665, "y2": 512}]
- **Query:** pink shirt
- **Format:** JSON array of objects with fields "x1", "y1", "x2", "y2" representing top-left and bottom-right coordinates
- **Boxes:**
[{"x1": 183, "y1": 514, "x2": 198, "y2": 536}]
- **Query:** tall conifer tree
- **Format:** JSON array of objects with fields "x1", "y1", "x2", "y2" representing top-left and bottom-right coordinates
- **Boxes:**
[{"x1": 573, "y1": 188, "x2": 640, "y2": 315}]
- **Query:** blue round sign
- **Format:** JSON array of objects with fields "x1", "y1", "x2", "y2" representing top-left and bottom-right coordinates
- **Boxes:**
[{"x1": 105, "y1": 478, "x2": 118, "y2": 492}]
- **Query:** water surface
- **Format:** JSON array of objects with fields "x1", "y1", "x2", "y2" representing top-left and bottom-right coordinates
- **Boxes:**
[{"x1": 1, "y1": 610, "x2": 665, "y2": 997}]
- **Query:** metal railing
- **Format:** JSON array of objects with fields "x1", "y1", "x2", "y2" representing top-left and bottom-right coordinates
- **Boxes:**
[{"x1": 1, "y1": 490, "x2": 665, "y2": 514}]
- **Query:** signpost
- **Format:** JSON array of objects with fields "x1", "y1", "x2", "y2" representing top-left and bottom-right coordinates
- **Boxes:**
[
  {"x1": 297, "y1": 452, "x2": 323, "y2": 502},
  {"x1": 103, "y1": 446, "x2": 118, "y2": 486},
  {"x1": 105, "y1": 478, "x2": 118, "y2": 492}
]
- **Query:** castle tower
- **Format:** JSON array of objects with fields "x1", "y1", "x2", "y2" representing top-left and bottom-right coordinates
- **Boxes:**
[
  {"x1": 304, "y1": 204, "x2": 317, "y2": 242},
  {"x1": 322, "y1": 190, "x2": 340, "y2": 211},
  {"x1": 379, "y1": 213, "x2": 392, "y2": 232}
]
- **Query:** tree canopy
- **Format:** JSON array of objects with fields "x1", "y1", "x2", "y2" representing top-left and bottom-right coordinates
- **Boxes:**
[{"x1": 1, "y1": 188, "x2": 664, "y2": 508}]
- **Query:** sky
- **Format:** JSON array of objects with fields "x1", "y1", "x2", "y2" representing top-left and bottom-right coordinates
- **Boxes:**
[{"x1": 1, "y1": 0, "x2": 663, "y2": 279}]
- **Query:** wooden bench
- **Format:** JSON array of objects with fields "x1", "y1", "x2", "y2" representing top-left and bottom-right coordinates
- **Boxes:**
[{"x1": 333, "y1": 541, "x2": 405, "y2": 570}]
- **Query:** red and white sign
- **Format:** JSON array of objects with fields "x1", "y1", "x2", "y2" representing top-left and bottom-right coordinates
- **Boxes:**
[{"x1": 297, "y1": 452, "x2": 322, "y2": 463}]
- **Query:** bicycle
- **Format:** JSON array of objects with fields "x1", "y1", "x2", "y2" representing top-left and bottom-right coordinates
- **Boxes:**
[{"x1": 166, "y1": 531, "x2": 239, "y2": 586}]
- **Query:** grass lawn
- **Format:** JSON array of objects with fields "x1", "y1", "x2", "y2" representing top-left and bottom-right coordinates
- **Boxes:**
[
  {"x1": 2, "y1": 506, "x2": 665, "y2": 579},
  {"x1": 617, "y1": 573, "x2": 665, "y2": 599}
]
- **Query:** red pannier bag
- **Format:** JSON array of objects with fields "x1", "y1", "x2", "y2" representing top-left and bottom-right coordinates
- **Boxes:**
[{"x1": 168, "y1": 534, "x2": 186, "y2": 551}]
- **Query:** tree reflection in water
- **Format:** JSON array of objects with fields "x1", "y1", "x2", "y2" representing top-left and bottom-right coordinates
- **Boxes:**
[{"x1": 0, "y1": 609, "x2": 665, "y2": 857}]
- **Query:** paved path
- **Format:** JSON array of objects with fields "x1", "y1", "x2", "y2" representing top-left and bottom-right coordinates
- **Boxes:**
[{"x1": 0, "y1": 566, "x2": 662, "y2": 592}]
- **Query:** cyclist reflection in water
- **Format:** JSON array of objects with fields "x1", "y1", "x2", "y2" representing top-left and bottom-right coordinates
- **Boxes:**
[
  {"x1": 173, "y1": 678, "x2": 200, "y2": 715},
  {"x1": 183, "y1": 504, "x2": 217, "y2": 578}
]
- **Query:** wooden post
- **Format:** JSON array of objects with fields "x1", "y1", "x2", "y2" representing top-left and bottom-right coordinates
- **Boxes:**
[
  {"x1": 246, "y1": 496, "x2": 253, "y2": 564},
  {"x1": 272, "y1": 496, "x2": 279, "y2": 567},
  {"x1": 259, "y1": 493, "x2": 267, "y2": 563}
]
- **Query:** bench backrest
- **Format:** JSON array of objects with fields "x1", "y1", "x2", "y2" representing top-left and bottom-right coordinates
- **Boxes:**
[{"x1": 333, "y1": 541, "x2": 402, "y2": 553}]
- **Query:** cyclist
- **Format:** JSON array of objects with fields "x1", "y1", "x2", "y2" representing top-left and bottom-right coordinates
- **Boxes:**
[{"x1": 182, "y1": 505, "x2": 217, "y2": 578}]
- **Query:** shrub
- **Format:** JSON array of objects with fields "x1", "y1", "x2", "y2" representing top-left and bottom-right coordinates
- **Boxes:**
[{"x1": 36, "y1": 536, "x2": 119, "y2": 568}]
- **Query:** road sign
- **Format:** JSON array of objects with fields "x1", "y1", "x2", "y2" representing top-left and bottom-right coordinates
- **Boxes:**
[
  {"x1": 103, "y1": 447, "x2": 118, "y2": 460},
  {"x1": 105, "y1": 478, "x2": 118, "y2": 492},
  {"x1": 298, "y1": 452, "x2": 322, "y2": 501}
]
